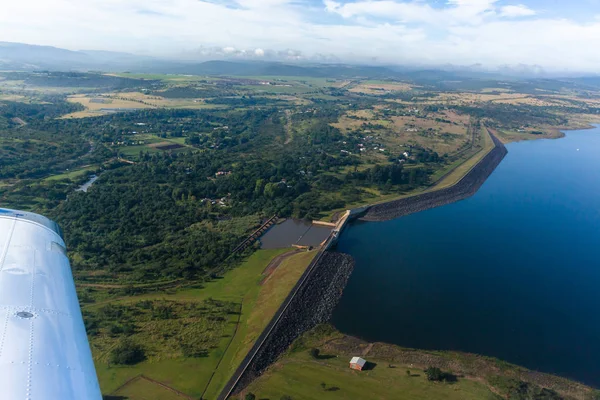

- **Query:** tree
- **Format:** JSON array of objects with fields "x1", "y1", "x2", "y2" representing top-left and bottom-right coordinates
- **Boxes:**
[
  {"x1": 310, "y1": 348, "x2": 320, "y2": 359},
  {"x1": 244, "y1": 393, "x2": 256, "y2": 400},
  {"x1": 109, "y1": 338, "x2": 146, "y2": 365},
  {"x1": 425, "y1": 367, "x2": 444, "y2": 382}
]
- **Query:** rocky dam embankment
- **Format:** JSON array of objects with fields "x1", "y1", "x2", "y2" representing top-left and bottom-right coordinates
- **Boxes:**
[
  {"x1": 361, "y1": 131, "x2": 508, "y2": 222},
  {"x1": 221, "y1": 251, "x2": 355, "y2": 398}
]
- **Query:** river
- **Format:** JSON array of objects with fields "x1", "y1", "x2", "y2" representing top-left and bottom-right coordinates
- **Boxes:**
[{"x1": 331, "y1": 126, "x2": 600, "y2": 387}]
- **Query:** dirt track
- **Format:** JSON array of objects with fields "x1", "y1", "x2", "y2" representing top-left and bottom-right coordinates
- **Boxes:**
[{"x1": 260, "y1": 249, "x2": 303, "y2": 284}]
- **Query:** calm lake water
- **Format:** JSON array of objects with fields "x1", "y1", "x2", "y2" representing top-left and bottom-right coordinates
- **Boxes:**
[
  {"x1": 260, "y1": 219, "x2": 331, "y2": 249},
  {"x1": 331, "y1": 127, "x2": 600, "y2": 387}
]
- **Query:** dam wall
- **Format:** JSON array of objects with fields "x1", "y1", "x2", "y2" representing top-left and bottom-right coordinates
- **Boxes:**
[
  {"x1": 361, "y1": 131, "x2": 508, "y2": 222},
  {"x1": 219, "y1": 251, "x2": 355, "y2": 399},
  {"x1": 218, "y1": 132, "x2": 507, "y2": 398}
]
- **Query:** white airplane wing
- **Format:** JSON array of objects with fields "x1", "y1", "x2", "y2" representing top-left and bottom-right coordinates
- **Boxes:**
[{"x1": 0, "y1": 208, "x2": 102, "y2": 400}]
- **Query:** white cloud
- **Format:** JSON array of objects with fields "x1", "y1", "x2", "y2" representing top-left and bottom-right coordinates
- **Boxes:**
[
  {"x1": 500, "y1": 4, "x2": 537, "y2": 18},
  {"x1": 0, "y1": 0, "x2": 599, "y2": 72},
  {"x1": 324, "y1": 0, "x2": 439, "y2": 23}
]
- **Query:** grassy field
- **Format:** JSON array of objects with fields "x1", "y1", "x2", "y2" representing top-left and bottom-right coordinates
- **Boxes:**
[
  {"x1": 236, "y1": 76, "x2": 336, "y2": 87},
  {"x1": 348, "y1": 81, "x2": 413, "y2": 94},
  {"x1": 63, "y1": 92, "x2": 224, "y2": 118},
  {"x1": 64, "y1": 94, "x2": 155, "y2": 116},
  {"x1": 44, "y1": 165, "x2": 98, "y2": 181},
  {"x1": 331, "y1": 107, "x2": 471, "y2": 157},
  {"x1": 494, "y1": 127, "x2": 565, "y2": 143},
  {"x1": 111, "y1": 376, "x2": 188, "y2": 400},
  {"x1": 201, "y1": 250, "x2": 317, "y2": 399},
  {"x1": 431, "y1": 126, "x2": 494, "y2": 190},
  {"x1": 116, "y1": 136, "x2": 194, "y2": 160},
  {"x1": 317, "y1": 125, "x2": 493, "y2": 222},
  {"x1": 245, "y1": 354, "x2": 499, "y2": 400},
  {"x1": 244, "y1": 326, "x2": 597, "y2": 400},
  {"x1": 106, "y1": 73, "x2": 221, "y2": 82},
  {"x1": 92, "y1": 248, "x2": 317, "y2": 399}
]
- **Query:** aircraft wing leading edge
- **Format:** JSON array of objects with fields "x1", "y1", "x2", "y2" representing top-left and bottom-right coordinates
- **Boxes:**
[{"x1": 0, "y1": 208, "x2": 102, "y2": 399}]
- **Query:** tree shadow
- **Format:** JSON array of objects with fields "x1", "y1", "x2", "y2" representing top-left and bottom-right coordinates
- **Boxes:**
[
  {"x1": 316, "y1": 354, "x2": 336, "y2": 360},
  {"x1": 103, "y1": 396, "x2": 128, "y2": 400},
  {"x1": 362, "y1": 361, "x2": 377, "y2": 371}
]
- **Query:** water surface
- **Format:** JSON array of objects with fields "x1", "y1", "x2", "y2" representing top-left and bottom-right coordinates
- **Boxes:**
[
  {"x1": 332, "y1": 127, "x2": 600, "y2": 387},
  {"x1": 260, "y1": 219, "x2": 331, "y2": 249}
]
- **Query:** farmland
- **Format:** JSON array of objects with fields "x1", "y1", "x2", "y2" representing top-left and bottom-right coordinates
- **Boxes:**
[{"x1": 2, "y1": 67, "x2": 600, "y2": 399}]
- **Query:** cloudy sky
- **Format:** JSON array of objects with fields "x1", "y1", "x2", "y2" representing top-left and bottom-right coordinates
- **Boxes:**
[{"x1": 1, "y1": 0, "x2": 600, "y2": 71}]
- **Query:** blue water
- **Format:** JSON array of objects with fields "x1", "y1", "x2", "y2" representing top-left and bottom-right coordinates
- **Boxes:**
[{"x1": 331, "y1": 127, "x2": 600, "y2": 387}]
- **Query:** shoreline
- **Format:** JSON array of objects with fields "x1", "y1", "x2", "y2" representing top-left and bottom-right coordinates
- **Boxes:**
[
  {"x1": 356, "y1": 129, "x2": 508, "y2": 222},
  {"x1": 323, "y1": 124, "x2": 600, "y2": 393},
  {"x1": 245, "y1": 325, "x2": 598, "y2": 400},
  {"x1": 346, "y1": 120, "x2": 600, "y2": 225},
  {"x1": 221, "y1": 124, "x2": 597, "y2": 398}
]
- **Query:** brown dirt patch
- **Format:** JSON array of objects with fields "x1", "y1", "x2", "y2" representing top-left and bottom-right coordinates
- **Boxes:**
[{"x1": 147, "y1": 142, "x2": 185, "y2": 150}]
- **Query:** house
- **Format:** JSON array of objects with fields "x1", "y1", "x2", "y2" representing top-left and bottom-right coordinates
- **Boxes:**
[{"x1": 349, "y1": 357, "x2": 366, "y2": 371}]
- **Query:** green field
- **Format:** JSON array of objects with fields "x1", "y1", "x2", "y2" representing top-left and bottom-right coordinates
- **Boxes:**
[
  {"x1": 44, "y1": 165, "x2": 98, "y2": 181},
  {"x1": 202, "y1": 249, "x2": 316, "y2": 399},
  {"x1": 92, "y1": 248, "x2": 316, "y2": 399},
  {"x1": 430, "y1": 126, "x2": 495, "y2": 190},
  {"x1": 112, "y1": 376, "x2": 187, "y2": 400},
  {"x1": 244, "y1": 326, "x2": 596, "y2": 400},
  {"x1": 246, "y1": 354, "x2": 499, "y2": 400},
  {"x1": 108, "y1": 72, "x2": 220, "y2": 82},
  {"x1": 116, "y1": 136, "x2": 194, "y2": 160},
  {"x1": 118, "y1": 145, "x2": 161, "y2": 158}
]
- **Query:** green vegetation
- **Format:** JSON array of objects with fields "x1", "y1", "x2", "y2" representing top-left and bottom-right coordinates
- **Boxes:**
[
  {"x1": 110, "y1": 339, "x2": 147, "y2": 365},
  {"x1": 201, "y1": 249, "x2": 316, "y2": 399},
  {"x1": 488, "y1": 376, "x2": 564, "y2": 400},
  {"x1": 245, "y1": 350, "x2": 499, "y2": 400},
  {"x1": 85, "y1": 248, "x2": 315, "y2": 398},
  {"x1": 245, "y1": 325, "x2": 596, "y2": 400},
  {"x1": 45, "y1": 165, "x2": 99, "y2": 181},
  {"x1": 2, "y1": 69, "x2": 600, "y2": 399}
]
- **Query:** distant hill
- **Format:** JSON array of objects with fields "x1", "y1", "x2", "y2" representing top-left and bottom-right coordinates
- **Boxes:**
[
  {"x1": 0, "y1": 42, "x2": 156, "y2": 71},
  {"x1": 0, "y1": 42, "x2": 425, "y2": 79},
  {"x1": 0, "y1": 42, "x2": 93, "y2": 70},
  {"x1": 3, "y1": 41, "x2": 600, "y2": 89},
  {"x1": 153, "y1": 60, "x2": 401, "y2": 78}
]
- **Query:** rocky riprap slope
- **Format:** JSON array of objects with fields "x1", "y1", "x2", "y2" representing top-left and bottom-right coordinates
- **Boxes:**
[{"x1": 225, "y1": 251, "x2": 354, "y2": 397}]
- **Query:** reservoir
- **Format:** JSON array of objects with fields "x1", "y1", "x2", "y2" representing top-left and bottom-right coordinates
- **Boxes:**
[
  {"x1": 331, "y1": 127, "x2": 600, "y2": 387},
  {"x1": 260, "y1": 219, "x2": 331, "y2": 249}
]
